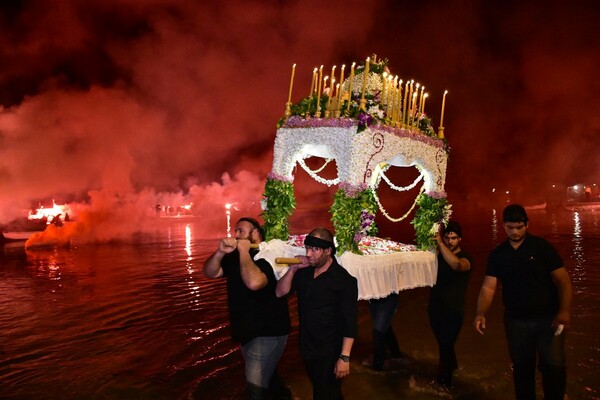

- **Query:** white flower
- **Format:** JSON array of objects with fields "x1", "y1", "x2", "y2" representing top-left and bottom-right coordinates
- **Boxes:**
[{"x1": 260, "y1": 196, "x2": 268, "y2": 211}]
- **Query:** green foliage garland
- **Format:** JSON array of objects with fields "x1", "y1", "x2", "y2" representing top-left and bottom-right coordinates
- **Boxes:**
[
  {"x1": 411, "y1": 193, "x2": 451, "y2": 251},
  {"x1": 330, "y1": 187, "x2": 378, "y2": 254},
  {"x1": 261, "y1": 178, "x2": 296, "y2": 241}
]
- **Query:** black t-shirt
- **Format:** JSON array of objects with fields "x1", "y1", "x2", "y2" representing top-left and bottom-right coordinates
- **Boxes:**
[
  {"x1": 428, "y1": 250, "x2": 473, "y2": 314},
  {"x1": 291, "y1": 259, "x2": 358, "y2": 360},
  {"x1": 487, "y1": 234, "x2": 563, "y2": 320},
  {"x1": 222, "y1": 249, "x2": 290, "y2": 344}
]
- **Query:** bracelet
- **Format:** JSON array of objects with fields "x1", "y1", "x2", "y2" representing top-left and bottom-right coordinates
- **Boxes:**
[{"x1": 338, "y1": 354, "x2": 350, "y2": 363}]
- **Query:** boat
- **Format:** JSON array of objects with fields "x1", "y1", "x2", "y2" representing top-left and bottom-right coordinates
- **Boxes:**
[
  {"x1": 1, "y1": 231, "x2": 43, "y2": 241},
  {"x1": 0, "y1": 217, "x2": 48, "y2": 244},
  {"x1": 524, "y1": 202, "x2": 546, "y2": 211},
  {"x1": 564, "y1": 202, "x2": 600, "y2": 211}
]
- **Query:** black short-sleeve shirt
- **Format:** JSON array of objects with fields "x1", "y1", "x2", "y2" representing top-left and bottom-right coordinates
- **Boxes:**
[
  {"x1": 222, "y1": 249, "x2": 290, "y2": 344},
  {"x1": 487, "y1": 234, "x2": 563, "y2": 320},
  {"x1": 428, "y1": 250, "x2": 473, "y2": 314}
]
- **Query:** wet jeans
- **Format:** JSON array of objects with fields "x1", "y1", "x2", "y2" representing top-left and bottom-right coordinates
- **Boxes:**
[
  {"x1": 368, "y1": 293, "x2": 401, "y2": 369},
  {"x1": 241, "y1": 335, "x2": 288, "y2": 388},
  {"x1": 504, "y1": 317, "x2": 566, "y2": 400},
  {"x1": 428, "y1": 310, "x2": 463, "y2": 385}
]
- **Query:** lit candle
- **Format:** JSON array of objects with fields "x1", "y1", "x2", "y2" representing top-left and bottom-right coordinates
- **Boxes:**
[
  {"x1": 396, "y1": 80, "x2": 403, "y2": 124},
  {"x1": 407, "y1": 80, "x2": 414, "y2": 125},
  {"x1": 418, "y1": 86, "x2": 425, "y2": 116},
  {"x1": 287, "y1": 64, "x2": 296, "y2": 103},
  {"x1": 382, "y1": 72, "x2": 388, "y2": 105},
  {"x1": 402, "y1": 80, "x2": 409, "y2": 125},
  {"x1": 387, "y1": 76, "x2": 395, "y2": 119},
  {"x1": 348, "y1": 62, "x2": 355, "y2": 101},
  {"x1": 338, "y1": 65, "x2": 345, "y2": 103},
  {"x1": 361, "y1": 57, "x2": 370, "y2": 100},
  {"x1": 316, "y1": 65, "x2": 323, "y2": 114},
  {"x1": 387, "y1": 76, "x2": 394, "y2": 109},
  {"x1": 327, "y1": 78, "x2": 335, "y2": 111},
  {"x1": 440, "y1": 90, "x2": 448, "y2": 127},
  {"x1": 411, "y1": 92, "x2": 418, "y2": 126},
  {"x1": 309, "y1": 68, "x2": 317, "y2": 97},
  {"x1": 414, "y1": 83, "x2": 420, "y2": 115},
  {"x1": 422, "y1": 93, "x2": 429, "y2": 115},
  {"x1": 389, "y1": 87, "x2": 400, "y2": 125},
  {"x1": 330, "y1": 65, "x2": 336, "y2": 90}
]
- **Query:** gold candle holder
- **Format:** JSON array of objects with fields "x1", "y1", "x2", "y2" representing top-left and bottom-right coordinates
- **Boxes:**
[
  {"x1": 284, "y1": 102, "x2": 292, "y2": 119},
  {"x1": 438, "y1": 126, "x2": 445, "y2": 139}
]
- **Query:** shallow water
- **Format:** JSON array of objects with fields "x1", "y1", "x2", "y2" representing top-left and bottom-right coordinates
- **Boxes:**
[{"x1": 0, "y1": 209, "x2": 599, "y2": 399}]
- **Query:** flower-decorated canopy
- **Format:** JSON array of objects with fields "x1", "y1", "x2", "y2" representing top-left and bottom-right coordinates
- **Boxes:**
[
  {"x1": 272, "y1": 120, "x2": 447, "y2": 192},
  {"x1": 262, "y1": 56, "x2": 451, "y2": 253}
]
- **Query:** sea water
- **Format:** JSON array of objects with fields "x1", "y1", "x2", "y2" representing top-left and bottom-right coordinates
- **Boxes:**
[{"x1": 0, "y1": 209, "x2": 598, "y2": 399}]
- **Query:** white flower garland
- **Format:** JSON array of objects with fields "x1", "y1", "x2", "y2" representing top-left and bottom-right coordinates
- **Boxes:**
[
  {"x1": 377, "y1": 168, "x2": 424, "y2": 192},
  {"x1": 371, "y1": 183, "x2": 425, "y2": 222},
  {"x1": 310, "y1": 158, "x2": 333, "y2": 173},
  {"x1": 298, "y1": 157, "x2": 340, "y2": 186}
]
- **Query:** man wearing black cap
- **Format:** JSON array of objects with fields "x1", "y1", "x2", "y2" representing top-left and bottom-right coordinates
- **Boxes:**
[
  {"x1": 203, "y1": 217, "x2": 291, "y2": 399},
  {"x1": 276, "y1": 227, "x2": 358, "y2": 400},
  {"x1": 428, "y1": 220, "x2": 472, "y2": 388},
  {"x1": 474, "y1": 204, "x2": 572, "y2": 400}
]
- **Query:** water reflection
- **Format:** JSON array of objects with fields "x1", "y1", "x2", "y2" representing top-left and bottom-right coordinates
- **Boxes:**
[
  {"x1": 185, "y1": 224, "x2": 201, "y2": 308},
  {"x1": 491, "y1": 208, "x2": 498, "y2": 243},
  {"x1": 570, "y1": 212, "x2": 586, "y2": 294},
  {"x1": 27, "y1": 248, "x2": 63, "y2": 281},
  {"x1": 550, "y1": 212, "x2": 559, "y2": 235}
]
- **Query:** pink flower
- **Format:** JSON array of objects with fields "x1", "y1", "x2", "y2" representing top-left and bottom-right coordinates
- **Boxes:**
[
  {"x1": 425, "y1": 191, "x2": 447, "y2": 199},
  {"x1": 267, "y1": 172, "x2": 292, "y2": 182}
]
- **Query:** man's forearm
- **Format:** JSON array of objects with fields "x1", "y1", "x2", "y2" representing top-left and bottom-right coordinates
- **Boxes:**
[
  {"x1": 340, "y1": 337, "x2": 354, "y2": 356},
  {"x1": 239, "y1": 252, "x2": 267, "y2": 290},
  {"x1": 276, "y1": 266, "x2": 296, "y2": 297},
  {"x1": 476, "y1": 287, "x2": 494, "y2": 315},
  {"x1": 203, "y1": 250, "x2": 224, "y2": 278}
]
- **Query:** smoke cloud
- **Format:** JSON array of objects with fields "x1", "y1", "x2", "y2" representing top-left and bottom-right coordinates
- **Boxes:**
[{"x1": 1, "y1": 1, "x2": 599, "y2": 242}]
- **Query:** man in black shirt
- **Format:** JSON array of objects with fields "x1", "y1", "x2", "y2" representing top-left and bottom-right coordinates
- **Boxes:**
[
  {"x1": 203, "y1": 217, "x2": 291, "y2": 399},
  {"x1": 428, "y1": 220, "x2": 472, "y2": 388},
  {"x1": 276, "y1": 228, "x2": 358, "y2": 400},
  {"x1": 474, "y1": 204, "x2": 572, "y2": 400}
]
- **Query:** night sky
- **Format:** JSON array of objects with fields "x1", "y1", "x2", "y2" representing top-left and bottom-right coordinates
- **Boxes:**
[{"x1": 1, "y1": 0, "x2": 599, "y2": 227}]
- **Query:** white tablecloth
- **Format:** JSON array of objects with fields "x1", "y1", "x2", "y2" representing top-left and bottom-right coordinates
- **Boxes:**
[{"x1": 255, "y1": 239, "x2": 438, "y2": 300}]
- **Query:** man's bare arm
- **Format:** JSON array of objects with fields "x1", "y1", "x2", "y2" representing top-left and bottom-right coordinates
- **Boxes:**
[{"x1": 473, "y1": 275, "x2": 498, "y2": 334}]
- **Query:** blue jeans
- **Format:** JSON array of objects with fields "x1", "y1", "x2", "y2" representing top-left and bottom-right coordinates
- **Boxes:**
[
  {"x1": 241, "y1": 335, "x2": 288, "y2": 388},
  {"x1": 504, "y1": 317, "x2": 566, "y2": 400},
  {"x1": 368, "y1": 294, "x2": 401, "y2": 369},
  {"x1": 368, "y1": 293, "x2": 399, "y2": 332}
]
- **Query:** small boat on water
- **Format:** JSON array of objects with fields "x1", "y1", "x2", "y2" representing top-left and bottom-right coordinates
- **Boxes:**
[
  {"x1": 1, "y1": 217, "x2": 48, "y2": 244},
  {"x1": 1, "y1": 231, "x2": 42, "y2": 241},
  {"x1": 564, "y1": 202, "x2": 600, "y2": 211},
  {"x1": 524, "y1": 202, "x2": 547, "y2": 211}
]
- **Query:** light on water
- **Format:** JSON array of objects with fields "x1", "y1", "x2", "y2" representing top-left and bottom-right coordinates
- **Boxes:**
[{"x1": 0, "y1": 210, "x2": 599, "y2": 399}]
